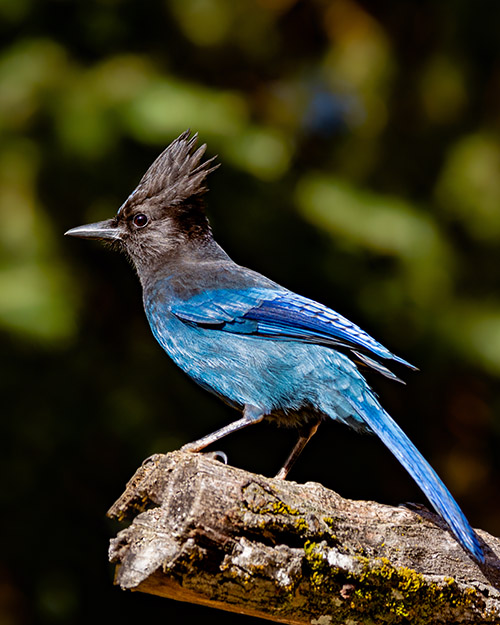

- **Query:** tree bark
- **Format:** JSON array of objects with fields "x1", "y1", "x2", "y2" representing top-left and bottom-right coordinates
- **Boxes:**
[{"x1": 108, "y1": 451, "x2": 500, "y2": 624}]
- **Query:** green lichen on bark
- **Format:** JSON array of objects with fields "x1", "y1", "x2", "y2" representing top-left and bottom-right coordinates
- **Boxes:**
[
  {"x1": 233, "y1": 482, "x2": 493, "y2": 623},
  {"x1": 302, "y1": 541, "x2": 488, "y2": 623},
  {"x1": 241, "y1": 481, "x2": 339, "y2": 544}
]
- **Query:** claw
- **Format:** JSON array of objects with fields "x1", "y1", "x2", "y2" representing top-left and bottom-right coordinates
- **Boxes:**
[{"x1": 206, "y1": 450, "x2": 228, "y2": 464}]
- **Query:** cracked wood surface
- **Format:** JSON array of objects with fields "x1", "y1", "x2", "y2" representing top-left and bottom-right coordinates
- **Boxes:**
[{"x1": 108, "y1": 451, "x2": 500, "y2": 624}]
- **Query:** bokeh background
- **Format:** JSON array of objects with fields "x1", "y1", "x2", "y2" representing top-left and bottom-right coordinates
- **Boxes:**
[{"x1": 2, "y1": 0, "x2": 500, "y2": 623}]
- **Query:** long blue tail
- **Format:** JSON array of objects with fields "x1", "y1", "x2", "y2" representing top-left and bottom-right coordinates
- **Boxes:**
[{"x1": 358, "y1": 398, "x2": 484, "y2": 562}]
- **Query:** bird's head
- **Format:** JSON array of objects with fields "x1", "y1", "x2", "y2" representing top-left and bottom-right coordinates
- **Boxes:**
[{"x1": 65, "y1": 130, "x2": 219, "y2": 272}]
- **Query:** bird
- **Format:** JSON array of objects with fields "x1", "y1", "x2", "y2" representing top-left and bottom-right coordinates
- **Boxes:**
[{"x1": 65, "y1": 130, "x2": 484, "y2": 562}]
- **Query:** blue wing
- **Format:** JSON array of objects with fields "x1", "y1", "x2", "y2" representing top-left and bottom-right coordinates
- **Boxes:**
[{"x1": 171, "y1": 288, "x2": 415, "y2": 379}]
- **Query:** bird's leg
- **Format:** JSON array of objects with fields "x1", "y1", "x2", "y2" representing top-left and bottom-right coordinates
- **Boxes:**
[
  {"x1": 181, "y1": 404, "x2": 265, "y2": 452},
  {"x1": 275, "y1": 421, "x2": 320, "y2": 479}
]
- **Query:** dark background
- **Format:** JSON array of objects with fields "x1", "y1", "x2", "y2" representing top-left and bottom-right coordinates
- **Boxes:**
[{"x1": 2, "y1": 1, "x2": 500, "y2": 623}]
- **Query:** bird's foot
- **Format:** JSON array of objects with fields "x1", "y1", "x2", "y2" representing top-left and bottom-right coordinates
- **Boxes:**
[
  {"x1": 205, "y1": 450, "x2": 228, "y2": 464},
  {"x1": 274, "y1": 467, "x2": 288, "y2": 480},
  {"x1": 180, "y1": 441, "x2": 204, "y2": 452},
  {"x1": 180, "y1": 444, "x2": 228, "y2": 465}
]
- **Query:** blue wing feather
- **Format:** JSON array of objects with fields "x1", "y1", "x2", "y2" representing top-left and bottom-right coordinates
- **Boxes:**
[{"x1": 172, "y1": 287, "x2": 415, "y2": 372}]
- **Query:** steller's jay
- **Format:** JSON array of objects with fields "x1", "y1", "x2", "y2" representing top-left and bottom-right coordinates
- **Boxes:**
[{"x1": 66, "y1": 130, "x2": 484, "y2": 562}]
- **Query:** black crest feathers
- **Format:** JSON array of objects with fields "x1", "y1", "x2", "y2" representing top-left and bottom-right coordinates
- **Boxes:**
[{"x1": 118, "y1": 130, "x2": 219, "y2": 214}]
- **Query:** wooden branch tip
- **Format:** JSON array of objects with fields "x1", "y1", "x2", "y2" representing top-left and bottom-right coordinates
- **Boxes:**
[{"x1": 108, "y1": 451, "x2": 500, "y2": 624}]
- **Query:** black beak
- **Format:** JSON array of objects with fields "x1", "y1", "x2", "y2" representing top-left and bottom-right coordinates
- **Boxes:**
[{"x1": 64, "y1": 219, "x2": 123, "y2": 241}]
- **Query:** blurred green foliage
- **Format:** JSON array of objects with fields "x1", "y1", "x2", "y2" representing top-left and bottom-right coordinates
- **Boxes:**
[{"x1": 1, "y1": 1, "x2": 500, "y2": 624}]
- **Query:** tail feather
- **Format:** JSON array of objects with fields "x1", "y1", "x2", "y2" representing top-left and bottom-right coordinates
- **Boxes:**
[{"x1": 358, "y1": 398, "x2": 484, "y2": 562}]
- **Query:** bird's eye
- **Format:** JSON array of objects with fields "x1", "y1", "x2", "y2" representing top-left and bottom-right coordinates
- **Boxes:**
[{"x1": 133, "y1": 213, "x2": 149, "y2": 228}]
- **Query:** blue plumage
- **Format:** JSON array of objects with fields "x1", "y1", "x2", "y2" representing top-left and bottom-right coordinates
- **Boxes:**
[
  {"x1": 172, "y1": 287, "x2": 415, "y2": 375},
  {"x1": 65, "y1": 130, "x2": 484, "y2": 562}
]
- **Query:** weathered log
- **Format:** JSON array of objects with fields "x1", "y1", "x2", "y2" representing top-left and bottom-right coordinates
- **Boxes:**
[{"x1": 108, "y1": 451, "x2": 500, "y2": 624}]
